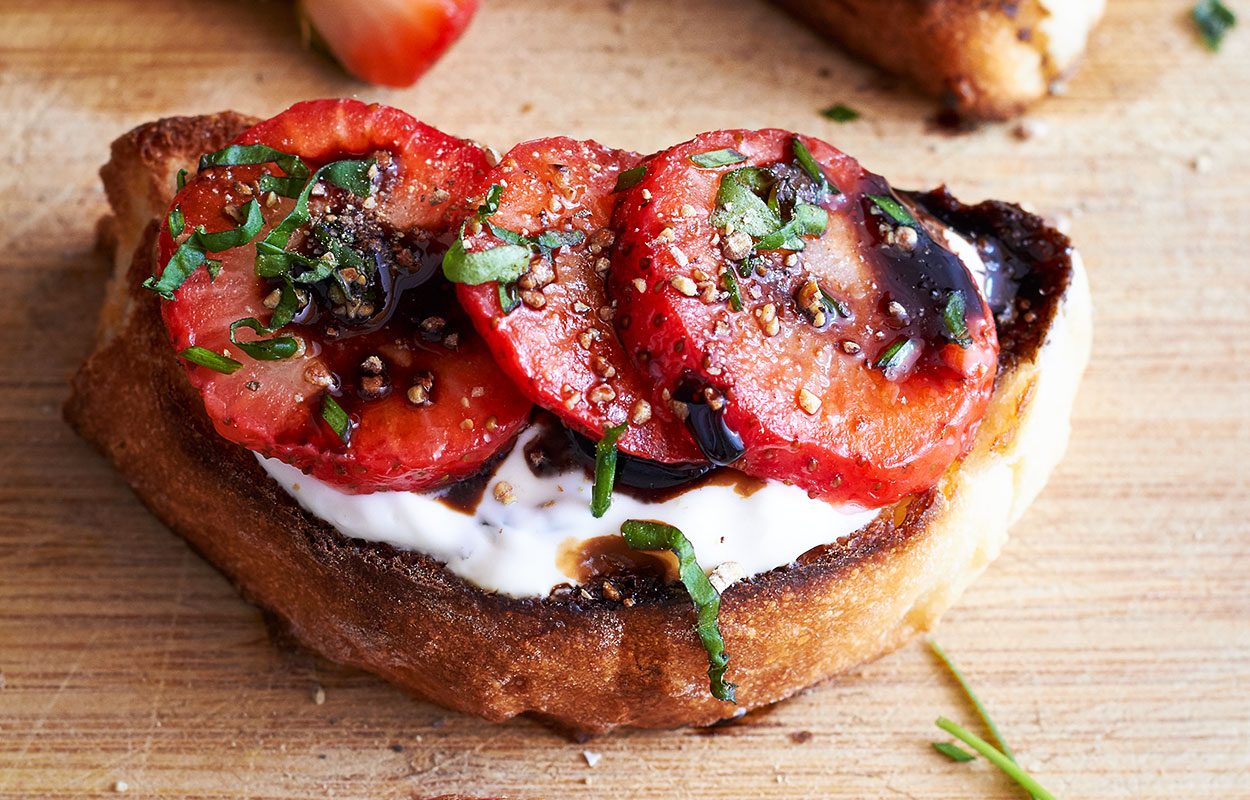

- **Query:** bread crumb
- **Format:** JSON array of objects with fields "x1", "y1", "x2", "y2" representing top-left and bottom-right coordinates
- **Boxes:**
[
  {"x1": 111, "y1": 781, "x2": 128, "y2": 793},
  {"x1": 1012, "y1": 119, "x2": 1048, "y2": 141},
  {"x1": 313, "y1": 685, "x2": 326, "y2": 705},
  {"x1": 708, "y1": 561, "x2": 747, "y2": 593},
  {"x1": 582, "y1": 750, "x2": 603, "y2": 767}
]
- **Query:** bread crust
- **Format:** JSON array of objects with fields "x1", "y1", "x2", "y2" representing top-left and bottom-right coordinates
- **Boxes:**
[
  {"x1": 773, "y1": 0, "x2": 1106, "y2": 119},
  {"x1": 65, "y1": 115, "x2": 1091, "y2": 735}
]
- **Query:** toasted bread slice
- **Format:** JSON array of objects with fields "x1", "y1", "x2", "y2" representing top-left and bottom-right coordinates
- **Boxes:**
[
  {"x1": 774, "y1": 0, "x2": 1106, "y2": 119},
  {"x1": 66, "y1": 114, "x2": 1091, "y2": 735}
]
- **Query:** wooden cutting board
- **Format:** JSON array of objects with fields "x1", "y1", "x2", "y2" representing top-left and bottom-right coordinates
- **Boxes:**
[{"x1": 2, "y1": 0, "x2": 1247, "y2": 797}]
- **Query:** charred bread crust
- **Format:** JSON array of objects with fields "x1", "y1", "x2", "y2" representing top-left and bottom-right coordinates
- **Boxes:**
[
  {"x1": 773, "y1": 0, "x2": 1106, "y2": 119},
  {"x1": 65, "y1": 115, "x2": 1092, "y2": 734}
]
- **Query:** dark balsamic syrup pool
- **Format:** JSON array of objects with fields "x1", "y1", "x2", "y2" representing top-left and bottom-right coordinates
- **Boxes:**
[{"x1": 434, "y1": 412, "x2": 766, "y2": 515}]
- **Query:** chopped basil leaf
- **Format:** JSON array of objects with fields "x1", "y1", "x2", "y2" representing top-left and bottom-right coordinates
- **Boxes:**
[
  {"x1": 536, "y1": 229, "x2": 586, "y2": 250},
  {"x1": 256, "y1": 174, "x2": 307, "y2": 198},
  {"x1": 320, "y1": 394, "x2": 350, "y2": 442},
  {"x1": 146, "y1": 240, "x2": 207, "y2": 298},
  {"x1": 754, "y1": 202, "x2": 827, "y2": 251},
  {"x1": 689, "y1": 148, "x2": 748, "y2": 169},
  {"x1": 821, "y1": 103, "x2": 860, "y2": 123},
  {"x1": 722, "y1": 268, "x2": 743, "y2": 311},
  {"x1": 168, "y1": 206, "x2": 186, "y2": 238},
  {"x1": 229, "y1": 317, "x2": 299, "y2": 361},
  {"x1": 590, "y1": 423, "x2": 627, "y2": 518},
  {"x1": 875, "y1": 337, "x2": 921, "y2": 376},
  {"x1": 620, "y1": 520, "x2": 736, "y2": 702},
  {"x1": 442, "y1": 239, "x2": 531, "y2": 285},
  {"x1": 487, "y1": 221, "x2": 531, "y2": 247},
  {"x1": 614, "y1": 164, "x2": 647, "y2": 192},
  {"x1": 791, "y1": 136, "x2": 838, "y2": 196},
  {"x1": 867, "y1": 193, "x2": 916, "y2": 226},
  {"x1": 1193, "y1": 0, "x2": 1236, "y2": 50},
  {"x1": 198, "y1": 144, "x2": 310, "y2": 183},
  {"x1": 312, "y1": 224, "x2": 364, "y2": 266},
  {"x1": 254, "y1": 159, "x2": 373, "y2": 279},
  {"x1": 178, "y1": 346, "x2": 242, "y2": 374},
  {"x1": 820, "y1": 289, "x2": 851, "y2": 319},
  {"x1": 143, "y1": 199, "x2": 264, "y2": 299},
  {"x1": 932, "y1": 741, "x2": 976, "y2": 763},
  {"x1": 710, "y1": 168, "x2": 781, "y2": 237},
  {"x1": 478, "y1": 183, "x2": 503, "y2": 219},
  {"x1": 175, "y1": 169, "x2": 188, "y2": 191},
  {"x1": 319, "y1": 159, "x2": 376, "y2": 197},
  {"x1": 498, "y1": 282, "x2": 520, "y2": 314},
  {"x1": 288, "y1": 253, "x2": 337, "y2": 285},
  {"x1": 737, "y1": 251, "x2": 757, "y2": 278},
  {"x1": 196, "y1": 199, "x2": 263, "y2": 251},
  {"x1": 205, "y1": 258, "x2": 222, "y2": 280},
  {"x1": 943, "y1": 290, "x2": 972, "y2": 348}
]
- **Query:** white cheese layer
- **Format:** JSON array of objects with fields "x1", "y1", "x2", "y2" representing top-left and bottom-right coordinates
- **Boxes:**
[
  {"x1": 256, "y1": 230, "x2": 993, "y2": 599},
  {"x1": 258, "y1": 432, "x2": 882, "y2": 599}
]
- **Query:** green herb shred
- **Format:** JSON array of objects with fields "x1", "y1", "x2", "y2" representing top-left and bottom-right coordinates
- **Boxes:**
[
  {"x1": 169, "y1": 207, "x2": 186, "y2": 238},
  {"x1": 228, "y1": 317, "x2": 299, "y2": 361},
  {"x1": 791, "y1": 136, "x2": 838, "y2": 196},
  {"x1": 442, "y1": 240, "x2": 532, "y2": 285},
  {"x1": 535, "y1": 229, "x2": 586, "y2": 250},
  {"x1": 320, "y1": 394, "x2": 351, "y2": 442},
  {"x1": 254, "y1": 159, "x2": 374, "y2": 279},
  {"x1": 875, "y1": 337, "x2": 920, "y2": 375},
  {"x1": 614, "y1": 164, "x2": 647, "y2": 192},
  {"x1": 198, "y1": 144, "x2": 310, "y2": 183},
  {"x1": 753, "y1": 202, "x2": 828, "y2": 251},
  {"x1": 710, "y1": 167, "x2": 781, "y2": 237},
  {"x1": 867, "y1": 193, "x2": 916, "y2": 226},
  {"x1": 942, "y1": 291, "x2": 973, "y2": 348},
  {"x1": 820, "y1": 103, "x2": 861, "y2": 123},
  {"x1": 689, "y1": 148, "x2": 748, "y2": 169},
  {"x1": 621, "y1": 520, "x2": 736, "y2": 702},
  {"x1": 177, "y1": 346, "x2": 243, "y2": 374},
  {"x1": 590, "y1": 423, "x2": 628, "y2": 518},
  {"x1": 935, "y1": 718, "x2": 1057, "y2": 800},
  {"x1": 498, "y1": 282, "x2": 521, "y2": 314},
  {"x1": 929, "y1": 640, "x2": 1019, "y2": 761},
  {"x1": 820, "y1": 288, "x2": 851, "y2": 319},
  {"x1": 478, "y1": 183, "x2": 504, "y2": 219},
  {"x1": 143, "y1": 198, "x2": 265, "y2": 299},
  {"x1": 722, "y1": 269, "x2": 743, "y2": 311},
  {"x1": 932, "y1": 741, "x2": 976, "y2": 763},
  {"x1": 175, "y1": 169, "x2": 188, "y2": 191},
  {"x1": 1193, "y1": 0, "x2": 1236, "y2": 50}
]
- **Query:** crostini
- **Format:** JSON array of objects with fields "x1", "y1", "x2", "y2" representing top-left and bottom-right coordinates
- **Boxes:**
[
  {"x1": 67, "y1": 100, "x2": 1090, "y2": 734},
  {"x1": 775, "y1": 0, "x2": 1107, "y2": 119}
]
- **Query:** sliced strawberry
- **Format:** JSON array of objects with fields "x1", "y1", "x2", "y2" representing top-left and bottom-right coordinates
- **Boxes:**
[
  {"x1": 156, "y1": 99, "x2": 531, "y2": 493},
  {"x1": 452, "y1": 137, "x2": 703, "y2": 464},
  {"x1": 610, "y1": 129, "x2": 999, "y2": 506},
  {"x1": 299, "y1": 0, "x2": 477, "y2": 87}
]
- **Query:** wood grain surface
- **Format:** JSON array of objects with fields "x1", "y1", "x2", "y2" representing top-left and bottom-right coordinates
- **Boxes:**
[{"x1": 2, "y1": 0, "x2": 1248, "y2": 797}]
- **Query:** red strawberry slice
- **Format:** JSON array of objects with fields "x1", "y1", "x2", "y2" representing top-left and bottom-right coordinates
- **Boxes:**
[
  {"x1": 609, "y1": 129, "x2": 999, "y2": 506},
  {"x1": 452, "y1": 137, "x2": 703, "y2": 464},
  {"x1": 156, "y1": 99, "x2": 531, "y2": 493},
  {"x1": 299, "y1": 0, "x2": 478, "y2": 87}
]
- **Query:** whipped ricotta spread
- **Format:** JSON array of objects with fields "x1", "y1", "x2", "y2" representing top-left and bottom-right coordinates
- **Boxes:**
[
  {"x1": 257, "y1": 229, "x2": 991, "y2": 598},
  {"x1": 258, "y1": 429, "x2": 882, "y2": 598}
]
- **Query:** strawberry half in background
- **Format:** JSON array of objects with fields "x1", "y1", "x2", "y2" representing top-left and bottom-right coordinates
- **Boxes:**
[{"x1": 299, "y1": 0, "x2": 478, "y2": 87}]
